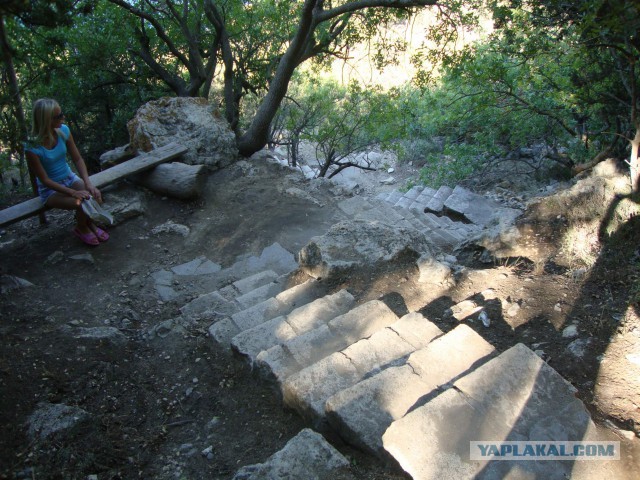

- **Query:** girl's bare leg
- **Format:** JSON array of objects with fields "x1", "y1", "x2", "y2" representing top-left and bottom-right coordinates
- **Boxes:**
[
  {"x1": 69, "y1": 179, "x2": 106, "y2": 237},
  {"x1": 45, "y1": 179, "x2": 92, "y2": 234}
]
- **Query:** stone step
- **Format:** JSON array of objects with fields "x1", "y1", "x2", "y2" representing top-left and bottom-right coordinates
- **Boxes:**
[
  {"x1": 382, "y1": 343, "x2": 611, "y2": 480},
  {"x1": 337, "y1": 195, "x2": 373, "y2": 217},
  {"x1": 153, "y1": 242, "x2": 297, "y2": 303},
  {"x1": 255, "y1": 300, "x2": 399, "y2": 385},
  {"x1": 444, "y1": 185, "x2": 523, "y2": 228},
  {"x1": 395, "y1": 208, "x2": 462, "y2": 251},
  {"x1": 385, "y1": 190, "x2": 404, "y2": 205},
  {"x1": 415, "y1": 186, "x2": 438, "y2": 204},
  {"x1": 404, "y1": 185, "x2": 425, "y2": 200},
  {"x1": 230, "y1": 289, "x2": 356, "y2": 361},
  {"x1": 409, "y1": 188, "x2": 439, "y2": 213},
  {"x1": 355, "y1": 200, "x2": 407, "y2": 226},
  {"x1": 232, "y1": 428, "x2": 350, "y2": 480},
  {"x1": 180, "y1": 270, "x2": 288, "y2": 315},
  {"x1": 282, "y1": 312, "x2": 443, "y2": 424},
  {"x1": 375, "y1": 191, "x2": 389, "y2": 202},
  {"x1": 229, "y1": 270, "x2": 281, "y2": 296},
  {"x1": 234, "y1": 276, "x2": 287, "y2": 310},
  {"x1": 394, "y1": 196, "x2": 414, "y2": 210},
  {"x1": 425, "y1": 185, "x2": 453, "y2": 214},
  {"x1": 180, "y1": 290, "x2": 236, "y2": 317},
  {"x1": 182, "y1": 270, "x2": 282, "y2": 317},
  {"x1": 208, "y1": 278, "x2": 322, "y2": 346},
  {"x1": 225, "y1": 242, "x2": 300, "y2": 278},
  {"x1": 350, "y1": 198, "x2": 470, "y2": 254},
  {"x1": 325, "y1": 324, "x2": 496, "y2": 455}
]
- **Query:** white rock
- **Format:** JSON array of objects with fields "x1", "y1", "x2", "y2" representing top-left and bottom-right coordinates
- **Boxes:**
[
  {"x1": 479, "y1": 310, "x2": 490, "y2": 327},
  {"x1": 379, "y1": 176, "x2": 396, "y2": 185},
  {"x1": 151, "y1": 221, "x2": 190, "y2": 237},
  {"x1": 562, "y1": 324, "x2": 579, "y2": 338},
  {"x1": 27, "y1": 403, "x2": 90, "y2": 440},
  {"x1": 70, "y1": 253, "x2": 95, "y2": 264},
  {"x1": 567, "y1": 338, "x2": 592, "y2": 358}
]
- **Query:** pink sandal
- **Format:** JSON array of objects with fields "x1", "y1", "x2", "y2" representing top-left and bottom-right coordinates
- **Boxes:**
[
  {"x1": 73, "y1": 228, "x2": 100, "y2": 246},
  {"x1": 92, "y1": 226, "x2": 109, "y2": 242}
]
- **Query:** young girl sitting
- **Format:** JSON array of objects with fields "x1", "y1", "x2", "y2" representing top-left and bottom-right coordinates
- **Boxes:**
[{"x1": 25, "y1": 98, "x2": 109, "y2": 246}]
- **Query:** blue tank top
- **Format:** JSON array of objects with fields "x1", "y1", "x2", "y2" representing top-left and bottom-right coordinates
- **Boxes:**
[{"x1": 26, "y1": 124, "x2": 73, "y2": 184}]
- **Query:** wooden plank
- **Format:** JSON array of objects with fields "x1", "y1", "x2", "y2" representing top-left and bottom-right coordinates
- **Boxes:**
[
  {"x1": 0, "y1": 197, "x2": 46, "y2": 227},
  {"x1": 90, "y1": 142, "x2": 188, "y2": 188},
  {"x1": 0, "y1": 143, "x2": 188, "y2": 228}
]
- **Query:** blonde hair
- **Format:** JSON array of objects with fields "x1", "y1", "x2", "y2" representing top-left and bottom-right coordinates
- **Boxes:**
[{"x1": 31, "y1": 98, "x2": 60, "y2": 146}]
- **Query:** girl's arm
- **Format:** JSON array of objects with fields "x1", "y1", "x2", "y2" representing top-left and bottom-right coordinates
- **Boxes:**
[
  {"x1": 66, "y1": 131, "x2": 102, "y2": 202},
  {"x1": 26, "y1": 150, "x2": 89, "y2": 201}
]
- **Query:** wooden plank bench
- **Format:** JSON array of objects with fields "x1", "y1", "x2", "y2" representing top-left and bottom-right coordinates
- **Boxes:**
[{"x1": 0, "y1": 142, "x2": 188, "y2": 228}]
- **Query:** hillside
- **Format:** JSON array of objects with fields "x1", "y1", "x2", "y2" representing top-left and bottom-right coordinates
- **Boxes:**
[{"x1": 0, "y1": 150, "x2": 639, "y2": 479}]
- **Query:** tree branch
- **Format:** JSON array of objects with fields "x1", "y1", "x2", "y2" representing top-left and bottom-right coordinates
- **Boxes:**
[{"x1": 316, "y1": 0, "x2": 439, "y2": 23}]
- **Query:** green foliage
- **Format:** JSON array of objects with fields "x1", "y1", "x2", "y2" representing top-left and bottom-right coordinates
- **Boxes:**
[
  {"x1": 2, "y1": 1, "x2": 170, "y2": 172},
  {"x1": 274, "y1": 75, "x2": 401, "y2": 177},
  {"x1": 417, "y1": 142, "x2": 488, "y2": 187}
]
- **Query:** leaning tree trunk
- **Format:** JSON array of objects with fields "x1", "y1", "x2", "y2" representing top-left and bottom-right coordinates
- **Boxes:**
[{"x1": 236, "y1": 1, "x2": 317, "y2": 157}]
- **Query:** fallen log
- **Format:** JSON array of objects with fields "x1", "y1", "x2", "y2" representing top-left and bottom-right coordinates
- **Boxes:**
[{"x1": 135, "y1": 162, "x2": 207, "y2": 199}]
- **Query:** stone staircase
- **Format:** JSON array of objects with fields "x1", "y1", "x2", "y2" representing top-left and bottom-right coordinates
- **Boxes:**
[{"x1": 150, "y1": 185, "x2": 627, "y2": 480}]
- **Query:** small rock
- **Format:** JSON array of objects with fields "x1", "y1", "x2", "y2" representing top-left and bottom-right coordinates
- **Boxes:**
[
  {"x1": 73, "y1": 326, "x2": 129, "y2": 347},
  {"x1": 571, "y1": 268, "x2": 587, "y2": 281},
  {"x1": 27, "y1": 403, "x2": 90, "y2": 441},
  {"x1": 121, "y1": 319, "x2": 133, "y2": 329},
  {"x1": 446, "y1": 300, "x2": 482, "y2": 321},
  {"x1": 387, "y1": 167, "x2": 395, "y2": 173},
  {"x1": 380, "y1": 176, "x2": 396, "y2": 185},
  {"x1": 507, "y1": 303, "x2": 520, "y2": 317},
  {"x1": 179, "y1": 443, "x2": 198, "y2": 457},
  {"x1": 0, "y1": 274, "x2": 34, "y2": 294},
  {"x1": 478, "y1": 310, "x2": 490, "y2": 327},
  {"x1": 554, "y1": 303, "x2": 562, "y2": 312},
  {"x1": 151, "y1": 221, "x2": 190, "y2": 237},
  {"x1": 562, "y1": 325, "x2": 579, "y2": 338},
  {"x1": 45, "y1": 250, "x2": 65, "y2": 265},
  {"x1": 442, "y1": 254, "x2": 457, "y2": 264},
  {"x1": 146, "y1": 318, "x2": 185, "y2": 339},
  {"x1": 69, "y1": 253, "x2": 95, "y2": 264},
  {"x1": 417, "y1": 255, "x2": 452, "y2": 285},
  {"x1": 14, "y1": 467, "x2": 34, "y2": 479},
  {"x1": 567, "y1": 338, "x2": 592, "y2": 358},
  {"x1": 201, "y1": 445, "x2": 214, "y2": 461}
]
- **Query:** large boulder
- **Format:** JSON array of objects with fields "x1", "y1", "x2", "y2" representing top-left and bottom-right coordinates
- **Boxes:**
[
  {"x1": 127, "y1": 97, "x2": 238, "y2": 168},
  {"x1": 297, "y1": 220, "x2": 432, "y2": 279}
]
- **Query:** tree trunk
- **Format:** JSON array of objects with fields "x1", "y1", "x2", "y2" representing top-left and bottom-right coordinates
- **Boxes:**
[
  {"x1": 134, "y1": 162, "x2": 207, "y2": 199},
  {"x1": 0, "y1": 15, "x2": 46, "y2": 223},
  {"x1": 630, "y1": 126, "x2": 639, "y2": 191},
  {"x1": 572, "y1": 148, "x2": 614, "y2": 175},
  {"x1": 236, "y1": 1, "x2": 317, "y2": 157}
]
